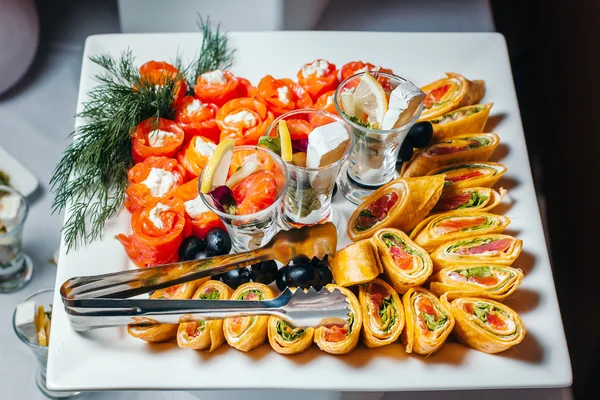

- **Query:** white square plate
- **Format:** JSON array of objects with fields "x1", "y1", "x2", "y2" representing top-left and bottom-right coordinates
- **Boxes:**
[{"x1": 48, "y1": 32, "x2": 571, "y2": 391}]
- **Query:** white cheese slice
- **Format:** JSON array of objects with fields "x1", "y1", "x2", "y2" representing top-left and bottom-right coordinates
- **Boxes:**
[
  {"x1": 301, "y1": 60, "x2": 330, "y2": 78},
  {"x1": 148, "y1": 203, "x2": 170, "y2": 229},
  {"x1": 381, "y1": 81, "x2": 425, "y2": 130},
  {"x1": 186, "y1": 99, "x2": 205, "y2": 114},
  {"x1": 184, "y1": 196, "x2": 209, "y2": 219},
  {"x1": 15, "y1": 300, "x2": 38, "y2": 344},
  {"x1": 0, "y1": 193, "x2": 21, "y2": 231},
  {"x1": 147, "y1": 129, "x2": 177, "y2": 148},
  {"x1": 194, "y1": 137, "x2": 217, "y2": 157},
  {"x1": 202, "y1": 70, "x2": 227, "y2": 84},
  {"x1": 224, "y1": 110, "x2": 257, "y2": 126},
  {"x1": 277, "y1": 86, "x2": 290, "y2": 104},
  {"x1": 306, "y1": 121, "x2": 350, "y2": 168},
  {"x1": 141, "y1": 168, "x2": 176, "y2": 197}
]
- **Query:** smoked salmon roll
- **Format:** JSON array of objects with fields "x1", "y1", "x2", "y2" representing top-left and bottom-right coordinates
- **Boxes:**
[
  {"x1": 194, "y1": 69, "x2": 242, "y2": 107},
  {"x1": 427, "y1": 162, "x2": 507, "y2": 190},
  {"x1": 128, "y1": 279, "x2": 205, "y2": 342},
  {"x1": 177, "y1": 136, "x2": 217, "y2": 178},
  {"x1": 419, "y1": 72, "x2": 485, "y2": 120},
  {"x1": 223, "y1": 283, "x2": 275, "y2": 352},
  {"x1": 372, "y1": 228, "x2": 433, "y2": 294},
  {"x1": 410, "y1": 212, "x2": 511, "y2": 252},
  {"x1": 314, "y1": 285, "x2": 362, "y2": 355},
  {"x1": 116, "y1": 196, "x2": 190, "y2": 268},
  {"x1": 338, "y1": 61, "x2": 393, "y2": 83},
  {"x1": 216, "y1": 97, "x2": 274, "y2": 145},
  {"x1": 444, "y1": 296, "x2": 525, "y2": 354},
  {"x1": 268, "y1": 313, "x2": 315, "y2": 355},
  {"x1": 174, "y1": 96, "x2": 220, "y2": 144},
  {"x1": 237, "y1": 77, "x2": 257, "y2": 98},
  {"x1": 131, "y1": 117, "x2": 185, "y2": 163},
  {"x1": 138, "y1": 60, "x2": 187, "y2": 106},
  {"x1": 427, "y1": 103, "x2": 493, "y2": 142},
  {"x1": 177, "y1": 280, "x2": 233, "y2": 352},
  {"x1": 359, "y1": 278, "x2": 405, "y2": 348},
  {"x1": 347, "y1": 175, "x2": 444, "y2": 241},
  {"x1": 125, "y1": 156, "x2": 186, "y2": 212},
  {"x1": 431, "y1": 187, "x2": 506, "y2": 214},
  {"x1": 256, "y1": 75, "x2": 313, "y2": 116},
  {"x1": 430, "y1": 234, "x2": 523, "y2": 271},
  {"x1": 401, "y1": 133, "x2": 500, "y2": 178},
  {"x1": 402, "y1": 287, "x2": 454, "y2": 355},
  {"x1": 297, "y1": 59, "x2": 339, "y2": 101},
  {"x1": 429, "y1": 265, "x2": 524, "y2": 301}
]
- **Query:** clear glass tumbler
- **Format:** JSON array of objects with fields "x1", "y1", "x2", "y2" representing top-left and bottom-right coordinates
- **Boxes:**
[
  {"x1": 334, "y1": 72, "x2": 423, "y2": 205},
  {"x1": 0, "y1": 185, "x2": 33, "y2": 292},
  {"x1": 13, "y1": 288, "x2": 83, "y2": 399},
  {"x1": 200, "y1": 146, "x2": 288, "y2": 252},
  {"x1": 267, "y1": 109, "x2": 351, "y2": 229}
]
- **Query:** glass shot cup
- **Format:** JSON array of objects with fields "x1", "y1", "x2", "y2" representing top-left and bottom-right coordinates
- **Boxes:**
[
  {"x1": 333, "y1": 72, "x2": 423, "y2": 205},
  {"x1": 13, "y1": 288, "x2": 83, "y2": 399},
  {"x1": 0, "y1": 185, "x2": 33, "y2": 293},
  {"x1": 200, "y1": 146, "x2": 288, "y2": 252},
  {"x1": 266, "y1": 109, "x2": 351, "y2": 229}
]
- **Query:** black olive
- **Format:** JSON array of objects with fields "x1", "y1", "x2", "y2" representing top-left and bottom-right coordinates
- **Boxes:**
[
  {"x1": 194, "y1": 250, "x2": 217, "y2": 260},
  {"x1": 313, "y1": 262, "x2": 334, "y2": 289},
  {"x1": 407, "y1": 121, "x2": 433, "y2": 148},
  {"x1": 179, "y1": 236, "x2": 206, "y2": 261},
  {"x1": 288, "y1": 255, "x2": 311, "y2": 266},
  {"x1": 285, "y1": 264, "x2": 321, "y2": 290},
  {"x1": 332, "y1": 183, "x2": 338, "y2": 197},
  {"x1": 398, "y1": 139, "x2": 414, "y2": 162},
  {"x1": 276, "y1": 265, "x2": 290, "y2": 291},
  {"x1": 221, "y1": 268, "x2": 251, "y2": 289},
  {"x1": 205, "y1": 228, "x2": 232, "y2": 255},
  {"x1": 250, "y1": 260, "x2": 278, "y2": 284}
]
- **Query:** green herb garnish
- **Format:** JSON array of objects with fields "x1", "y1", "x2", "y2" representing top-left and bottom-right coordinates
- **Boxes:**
[
  {"x1": 276, "y1": 319, "x2": 305, "y2": 342},
  {"x1": 257, "y1": 135, "x2": 281, "y2": 154},
  {"x1": 458, "y1": 266, "x2": 493, "y2": 279},
  {"x1": 458, "y1": 191, "x2": 489, "y2": 210},
  {"x1": 238, "y1": 289, "x2": 264, "y2": 301},
  {"x1": 196, "y1": 319, "x2": 207, "y2": 333},
  {"x1": 198, "y1": 290, "x2": 220, "y2": 300},
  {"x1": 420, "y1": 310, "x2": 448, "y2": 331},
  {"x1": 378, "y1": 297, "x2": 397, "y2": 333},
  {"x1": 343, "y1": 112, "x2": 371, "y2": 128}
]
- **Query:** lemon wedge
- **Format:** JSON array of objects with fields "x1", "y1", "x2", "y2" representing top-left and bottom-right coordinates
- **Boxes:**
[
  {"x1": 35, "y1": 305, "x2": 48, "y2": 347},
  {"x1": 200, "y1": 138, "x2": 235, "y2": 193},
  {"x1": 278, "y1": 120, "x2": 293, "y2": 162},
  {"x1": 352, "y1": 72, "x2": 388, "y2": 129}
]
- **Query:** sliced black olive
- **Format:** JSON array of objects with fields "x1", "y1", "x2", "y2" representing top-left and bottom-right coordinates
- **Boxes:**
[
  {"x1": 288, "y1": 255, "x2": 311, "y2": 267},
  {"x1": 313, "y1": 262, "x2": 334, "y2": 289},
  {"x1": 407, "y1": 121, "x2": 433, "y2": 148},
  {"x1": 194, "y1": 250, "x2": 217, "y2": 260},
  {"x1": 205, "y1": 228, "x2": 232, "y2": 255},
  {"x1": 285, "y1": 264, "x2": 321, "y2": 290},
  {"x1": 398, "y1": 139, "x2": 414, "y2": 162},
  {"x1": 250, "y1": 260, "x2": 278, "y2": 284},
  {"x1": 276, "y1": 265, "x2": 290, "y2": 291},
  {"x1": 179, "y1": 236, "x2": 206, "y2": 261},
  {"x1": 221, "y1": 268, "x2": 251, "y2": 289}
]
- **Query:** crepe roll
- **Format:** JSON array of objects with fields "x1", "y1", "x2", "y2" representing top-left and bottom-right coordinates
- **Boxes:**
[
  {"x1": 268, "y1": 317, "x2": 314, "y2": 355},
  {"x1": 372, "y1": 228, "x2": 433, "y2": 294},
  {"x1": 348, "y1": 175, "x2": 444, "y2": 241},
  {"x1": 314, "y1": 285, "x2": 362, "y2": 355},
  {"x1": 128, "y1": 279, "x2": 207, "y2": 343},
  {"x1": 427, "y1": 162, "x2": 506, "y2": 190},
  {"x1": 430, "y1": 234, "x2": 523, "y2": 271},
  {"x1": 223, "y1": 283, "x2": 275, "y2": 352},
  {"x1": 359, "y1": 278, "x2": 405, "y2": 348},
  {"x1": 429, "y1": 265, "x2": 524, "y2": 301},
  {"x1": 431, "y1": 187, "x2": 506, "y2": 214},
  {"x1": 419, "y1": 73, "x2": 485, "y2": 120},
  {"x1": 444, "y1": 296, "x2": 525, "y2": 354},
  {"x1": 329, "y1": 239, "x2": 381, "y2": 287},
  {"x1": 401, "y1": 287, "x2": 454, "y2": 355},
  {"x1": 177, "y1": 280, "x2": 233, "y2": 352},
  {"x1": 401, "y1": 133, "x2": 500, "y2": 178},
  {"x1": 427, "y1": 103, "x2": 493, "y2": 142},
  {"x1": 410, "y1": 212, "x2": 511, "y2": 252}
]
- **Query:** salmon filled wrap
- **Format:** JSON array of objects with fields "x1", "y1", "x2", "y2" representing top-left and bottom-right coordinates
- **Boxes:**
[
  {"x1": 427, "y1": 103, "x2": 493, "y2": 142},
  {"x1": 401, "y1": 133, "x2": 500, "y2": 178},
  {"x1": 329, "y1": 239, "x2": 382, "y2": 287},
  {"x1": 297, "y1": 59, "x2": 339, "y2": 101},
  {"x1": 429, "y1": 265, "x2": 524, "y2": 301},
  {"x1": 401, "y1": 287, "x2": 454, "y2": 355},
  {"x1": 268, "y1": 308, "x2": 315, "y2": 355},
  {"x1": 431, "y1": 187, "x2": 506, "y2": 214},
  {"x1": 177, "y1": 280, "x2": 233, "y2": 352},
  {"x1": 430, "y1": 234, "x2": 523, "y2": 271},
  {"x1": 223, "y1": 283, "x2": 275, "y2": 352},
  {"x1": 359, "y1": 278, "x2": 405, "y2": 348},
  {"x1": 314, "y1": 285, "x2": 362, "y2": 355},
  {"x1": 176, "y1": 136, "x2": 217, "y2": 178},
  {"x1": 174, "y1": 96, "x2": 220, "y2": 144},
  {"x1": 216, "y1": 97, "x2": 274, "y2": 145},
  {"x1": 427, "y1": 162, "x2": 507, "y2": 190},
  {"x1": 256, "y1": 75, "x2": 313, "y2": 116},
  {"x1": 419, "y1": 72, "x2": 485, "y2": 120},
  {"x1": 193, "y1": 69, "x2": 244, "y2": 107},
  {"x1": 372, "y1": 228, "x2": 433, "y2": 294},
  {"x1": 347, "y1": 175, "x2": 445, "y2": 241},
  {"x1": 410, "y1": 212, "x2": 511, "y2": 252},
  {"x1": 444, "y1": 296, "x2": 525, "y2": 354},
  {"x1": 131, "y1": 117, "x2": 185, "y2": 163}
]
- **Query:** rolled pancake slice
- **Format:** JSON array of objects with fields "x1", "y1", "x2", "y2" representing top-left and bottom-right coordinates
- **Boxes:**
[
  {"x1": 348, "y1": 175, "x2": 444, "y2": 241},
  {"x1": 329, "y1": 239, "x2": 381, "y2": 287},
  {"x1": 359, "y1": 278, "x2": 405, "y2": 348},
  {"x1": 430, "y1": 234, "x2": 523, "y2": 271},
  {"x1": 314, "y1": 285, "x2": 362, "y2": 355},
  {"x1": 372, "y1": 228, "x2": 433, "y2": 294},
  {"x1": 444, "y1": 296, "x2": 525, "y2": 354},
  {"x1": 410, "y1": 211, "x2": 511, "y2": 252},
  {"x1": 401, "y1": 287, "x2": 454, "y2": 355},
  {"x1": 402, "y1": 133, "x2": 500, "y2": 178},
  {"x1": 128, "y1": 278, "x2": 207, "y2": 343},
  {"x1": 268, "y1": 316, "x2": 314, "y2": 355},
  {"x1": 431, "y1": 187, "x2": 506, "y2": 214},
  {"x1": 427, "y1": 161, "x2": 506, "y2": 190},
  {"x1": 223, "y1": 282, "x2": 275, "y2": 352},
  {"x1": 429, "y1": 265, "x2": 524, "y2": 301},
  {"x1": 419, "y1": 73, "x2": 485, "y2": 120},
  {"x1": 177, "y1": 280, "x2": 233, "y2": 352},
  {"x1": 427, "y1": 103, "x2": 493, "y2": 142}
]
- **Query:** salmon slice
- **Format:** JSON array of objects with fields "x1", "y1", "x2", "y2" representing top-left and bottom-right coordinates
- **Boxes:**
[
  {"x1": 435, "y1": 216, "x2": 488, "y2": 234},
  {"x1": 458, "y1": 238, "x2": 513, "y2": 255}
]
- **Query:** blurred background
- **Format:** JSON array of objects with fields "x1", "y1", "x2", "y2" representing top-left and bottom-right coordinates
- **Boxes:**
[{"x1": 1, "y1": 0, "x2": 597, "y2": 399}]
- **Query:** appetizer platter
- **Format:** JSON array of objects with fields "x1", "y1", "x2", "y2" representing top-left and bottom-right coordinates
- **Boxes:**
[{"x1": 47, "y1": 31, "x2": 571, "y2": 392}]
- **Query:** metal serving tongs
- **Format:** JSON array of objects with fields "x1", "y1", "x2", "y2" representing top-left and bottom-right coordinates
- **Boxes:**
[{"x1": 61, "y1": 222, "x2": 351, "y2": 330}]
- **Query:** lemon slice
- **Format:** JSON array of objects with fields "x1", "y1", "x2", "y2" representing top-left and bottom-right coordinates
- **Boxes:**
[
  {"x1": 353, "y1": 72, "x2": 388, "y2": 129},
  {"x1": 200, "y1": 138, "x2": 235, "y2": 193},
  {"x1": 278, "y1": 120, "x2": 293, "y2": 162},
  {"x1": 35, "y1": 306, "x2": 48, "y2": 346}
]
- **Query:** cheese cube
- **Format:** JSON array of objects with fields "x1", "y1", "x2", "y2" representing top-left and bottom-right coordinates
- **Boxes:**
[
  {"x1": 381, "y1": 80, "x2": 425, "y2": 130},
  {"x1": 306, "y1": 121, "x2": 349, "y2": 168},
  {"x1": 15, "y1": 300, "x2": 38, "y2": 344}
]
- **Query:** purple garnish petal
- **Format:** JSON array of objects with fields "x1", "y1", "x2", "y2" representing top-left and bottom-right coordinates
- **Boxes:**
[
  {"x1": 292, "y1": 138, "x2": 309, "y2": 153},
  {"x1": 209, "y1": 185, "x2": 237, "y2": 213}
]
